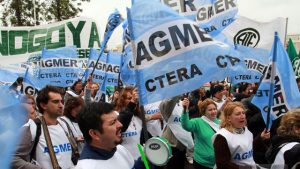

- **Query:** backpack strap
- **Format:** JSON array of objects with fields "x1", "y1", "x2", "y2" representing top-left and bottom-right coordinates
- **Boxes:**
[
  {"x1": 40, "y1": 116, "x2": 61, "y2": 169},
  {"x1": 30, "y1": 118, "x2": 41, "y2": 161},
  {"x1": 59, "y1": 117, "x2": 79, "y2": 153}
]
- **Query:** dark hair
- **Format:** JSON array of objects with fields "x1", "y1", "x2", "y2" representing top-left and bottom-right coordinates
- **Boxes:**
[
  {"x1": 16, "y1": 77, "x2": 23, "y2": 84},
  {"x1": 210, "y1": 84, "x2": 224, "y2": 97},
  {"x1": 238, "y1": 83, "x2": 250, "y2": 93},
  {"x1": 115, "y1": 86, "x2": 134, "y2": 112},
  {"x1": 64, "y1": 97, "x2": 84, "y2": 120},
  {"x1": 77, "y1": 102, "x2": 114, "y2": 143},
  {"x1": 36, "y1": 85, "x2": 62, "y2": 114},
  {"x1": 71, "y1": 79, "x2": 82, "y2": 91}
]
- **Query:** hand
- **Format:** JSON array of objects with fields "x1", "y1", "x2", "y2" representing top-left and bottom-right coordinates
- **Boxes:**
[
  {"x1": 225, "y1": 97, "x2": 233, "y2": 103},
  {"x1": 131, "y1": 88, "x2": 139, "y2": 103},
  {"x1": 76, "y1": 136, "x2": 85, "y2": 142},
  {"x1": 182, "y1": 98, "x2": 189, "y2": 112},
  {"x1": 79, "y1": 91, "x2": 84, "y2": 97},
  {"x1": 88, "y1": 74, "x2": 93, "y2": 83},
  {"x1": 145, "y1": 114, "x2": 152, "y2": 121},
  {"x1": 260, "y1": 128, "x2": 270, "y2": 140}
]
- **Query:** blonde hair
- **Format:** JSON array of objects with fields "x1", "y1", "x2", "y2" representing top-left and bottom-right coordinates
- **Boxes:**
[
  {"x1": 277, "y1": 109, "x2": 300, "y2": 137},
  {"x1": 220, "y1": 102, "x2": 245, "y2": 129},
  {"x1": 198, "y1": 98, "x2": 217, "y2": 116}
]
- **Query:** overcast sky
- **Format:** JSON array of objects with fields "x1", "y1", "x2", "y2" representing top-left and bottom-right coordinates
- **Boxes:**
[{"x1": 81, "y1": 0, "x2": 300, "y2": 48}]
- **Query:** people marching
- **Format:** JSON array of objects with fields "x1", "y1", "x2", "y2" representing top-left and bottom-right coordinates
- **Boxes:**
[
  {"x1": 3, "y1": 1, "x2": 300, "y2": 168},
  {"x1": 7, "y1": 76, "x2": 300, "y2": 169}
]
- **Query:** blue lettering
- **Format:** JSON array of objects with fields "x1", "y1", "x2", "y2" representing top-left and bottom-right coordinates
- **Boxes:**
[
  {"x1": 44, "y1": 147, "x2": 49, "y2": 153},
  {"x1": 234, "y1": 150, "x2": 253, "y2": 160},
  {"x1": 53, "y1": 145, "x2": 59, "y2": 153},
  {"x1": 174, "y1": 116, "x2": 181, "y2": 122},
  {"x1": 234, "y1": 153, "x2": 241, "y2": 160},
  {"x1": 43, "y1": 143, "x2": 72, "y2": 154},
  {"x1": 146, "y1": 109, "x2": 159, "y2": 115},
  {"x1": 121, "y1": 131, "x2": 138, "y2": 138},
  {"x1": 59, "y1": 143, "x2": 70, "y2": 152}
]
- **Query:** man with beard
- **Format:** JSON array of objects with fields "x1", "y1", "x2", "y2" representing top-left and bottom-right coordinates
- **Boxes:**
[{"x1": 75, "y1": 102, "x2": 146, "y2": 169}]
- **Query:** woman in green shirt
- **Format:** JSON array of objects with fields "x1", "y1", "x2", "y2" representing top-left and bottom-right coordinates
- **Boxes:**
[{"x1": 181, "y1": 98, "x2": 220, "y2": 169}]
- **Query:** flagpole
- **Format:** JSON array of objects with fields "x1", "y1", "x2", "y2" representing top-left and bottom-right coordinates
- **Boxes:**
[
  {"x1": 284, "y1": 18, "x2": 288, "y2": 48},
  {"x1": 266, "y1": 32, "x2": 278, "y2": 129}
]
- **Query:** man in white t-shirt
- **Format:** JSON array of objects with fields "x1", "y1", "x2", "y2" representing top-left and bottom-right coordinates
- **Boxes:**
[
  {"x1": 75, "y1": 102, "x2": 146, "y2": 169},
  {"x1": 12, "y1": 85, "x2": 74, "y2": 169}
]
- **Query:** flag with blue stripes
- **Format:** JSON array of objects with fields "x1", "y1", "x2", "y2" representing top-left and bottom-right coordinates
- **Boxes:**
[
  {"x1": 0, "y1": 88, "x2": 27, "y2": 169},
  {"x1": 251, "y1": 34, "x2": 300, "y2": 128},
  {"x1": 103, "y1": 9, "x2": 123, "y2": 47},
  {"x1": 0, "y1": 66, "x2": 22, "y2": 84},
  {"x1": 120, "y1": 20, "x2": 136, "y2": 86},
  {"x1": 127, "y1": 0, "x2": 247, "y2": 105},
  {"x1": 86, "y1": 48, "x2": 121, "y2": 86},
  {"x1": 161, "y1": 0, "x2": 238, "y2": 36},
  {"x1": 38, "y1": 46, "x2": 84, "y2": 87}
]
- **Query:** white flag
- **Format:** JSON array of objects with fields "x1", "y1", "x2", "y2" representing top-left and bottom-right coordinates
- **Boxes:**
[{"x1": 222, "y1": 15, "x2": 286, "y2": 50}]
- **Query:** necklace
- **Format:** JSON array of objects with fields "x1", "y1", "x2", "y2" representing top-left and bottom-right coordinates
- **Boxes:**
[{"x1": 233, "y1": 128, "x2": 245, "y2": 134}]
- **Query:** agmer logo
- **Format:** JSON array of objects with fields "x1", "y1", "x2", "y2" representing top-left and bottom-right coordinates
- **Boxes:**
[{"x1": 234, "y1": 28, "x2": 260, "y2": 48}]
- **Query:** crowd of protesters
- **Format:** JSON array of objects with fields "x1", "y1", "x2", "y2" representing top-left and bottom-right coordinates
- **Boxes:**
[{"x1": 7, "y1": 75, "x2": 300, "y2": 169}]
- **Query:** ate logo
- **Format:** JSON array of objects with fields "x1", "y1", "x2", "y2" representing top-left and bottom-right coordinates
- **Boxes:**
[{"x1": 234, "y1": 28, "x2": 260, "y2": 48}]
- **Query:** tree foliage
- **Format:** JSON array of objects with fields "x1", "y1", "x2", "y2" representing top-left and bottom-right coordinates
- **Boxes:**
[{"x1": 0, "y1": 0, "x2": 90, "y2": 26}]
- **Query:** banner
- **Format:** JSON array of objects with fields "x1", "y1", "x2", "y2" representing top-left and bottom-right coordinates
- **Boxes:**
[
  {"x1": 86, "y1": 48, "x2": 121, "y2": 87},
  {"x1": 0, "y1": 17, "x2": 101, "y2": 65},
  {"x1": 251, "y1": 34, "x2": 300, "y2": 128},
  {"x1": 37, "y1": 46, "x2": 85, "y2": 87},
  {"x1": 287, "y1": 39, "x2": 300, "y2": 77},
  {"x1": 161, "y1": 0, "x2": 238, "y2": 35},
  {"x1": 219, "y1": 16, "x2": 287, "y2": 84},
  {"x1": 127, "y1": 0, "x2": 247, "y2": 105}
]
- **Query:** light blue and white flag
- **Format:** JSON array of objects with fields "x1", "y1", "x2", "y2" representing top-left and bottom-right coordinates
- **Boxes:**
[
  {"x1": 251, "y1": 33, "x2": 300, "y2": 128},
  {"x1": 127, "y1": 0, "x2": 247, "y2": 105},
  {"x1": 120, "y1": 20, "x2": 136, "y2": 86},
  {"x1": 38, "y1": 46, "x2": 84, "y2": 87},
  {"x1": 88, "y1": 9, "x2": 123, "y2": 76},
  {"x1": 23, "y1": 67, "x2": 41, "y2": 96},
  {"x1": 161, "y1": 0, "x2": 238, "y2": 36},
  {"x1": 86, "y1": 48, "x2": 121, "y2": 86},
  {"x1": 0, "y1": 88, "x2": 27, "y2": 169},
  {"x1": 103, "y1": 9, "x2": 123, "y2": 45},
  {"x1": 0, "y1": 67, "x2": 22, "y2": 85},
  {"x1": 219, "y1": 16, "x2": 287, "y2": 84},
  {"x1": 231, "y1": 45, "x2": 269, "y2": 84}
]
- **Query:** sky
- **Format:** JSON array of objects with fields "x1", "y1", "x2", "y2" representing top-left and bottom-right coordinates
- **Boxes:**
[{"x1": 80, "y1": 0, "x2": 300, "y2": 48}]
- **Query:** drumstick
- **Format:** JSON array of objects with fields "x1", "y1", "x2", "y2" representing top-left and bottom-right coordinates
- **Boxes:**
[{"x1": 137, "y1": 144, "x2": 150, "y2": 169}]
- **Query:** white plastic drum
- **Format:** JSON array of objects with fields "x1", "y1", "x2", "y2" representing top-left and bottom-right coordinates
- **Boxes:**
[{"x1": 144, "y1": 137, "x2": 172, "y2": 166}]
